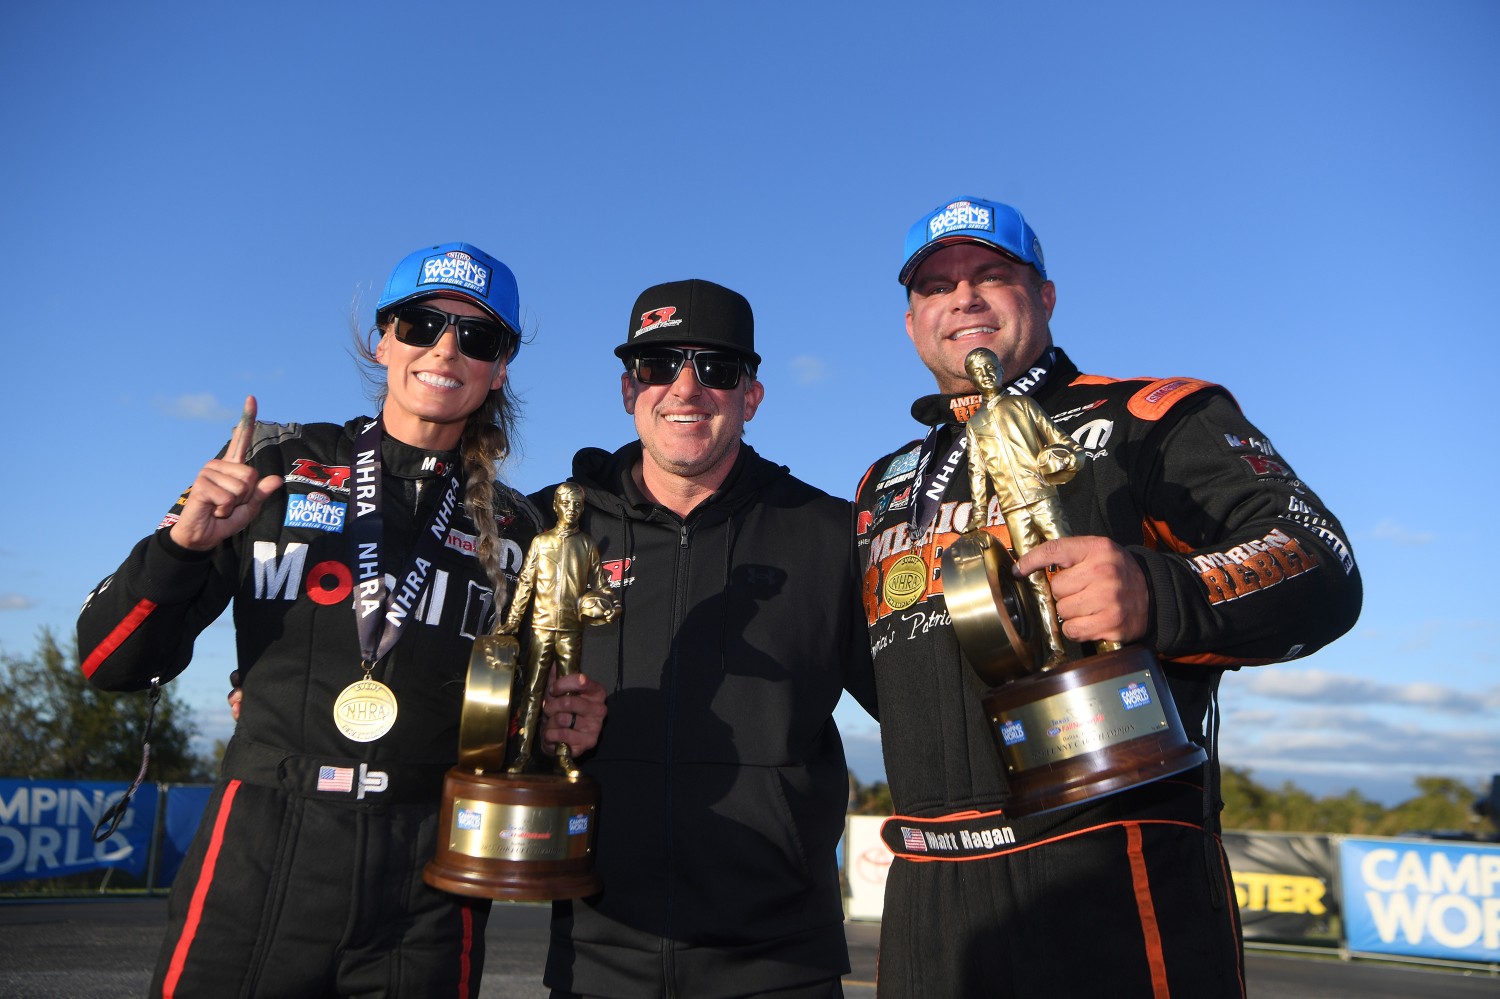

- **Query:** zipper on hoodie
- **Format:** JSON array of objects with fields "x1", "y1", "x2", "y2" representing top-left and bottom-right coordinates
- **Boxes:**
[{"x1": 662, "y1": 515, "x2": 693, "y2": 984}]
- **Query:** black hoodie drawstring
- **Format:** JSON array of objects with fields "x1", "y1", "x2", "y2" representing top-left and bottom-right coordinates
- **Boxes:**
[{"x1": 718, "y1": 514, "x2": 742, "y2": 671}]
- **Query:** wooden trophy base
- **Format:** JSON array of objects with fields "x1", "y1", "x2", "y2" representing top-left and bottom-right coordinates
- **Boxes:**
[
  {"x1": 423, "y1": 769, "x2": 601, "y2": 901},
  {"x1": 981, "y1": 645, "x2": 1206, "y2": 817}
]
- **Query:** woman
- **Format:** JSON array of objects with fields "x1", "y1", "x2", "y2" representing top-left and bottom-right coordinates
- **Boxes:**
[{"x1": 78, "y1": 242, "x2": 601, "y2": 997}]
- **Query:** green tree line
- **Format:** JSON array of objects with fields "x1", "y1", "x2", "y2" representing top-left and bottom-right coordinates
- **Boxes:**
[{"x1": 1, "y1": 628, "x2": 215, "y2": 782}]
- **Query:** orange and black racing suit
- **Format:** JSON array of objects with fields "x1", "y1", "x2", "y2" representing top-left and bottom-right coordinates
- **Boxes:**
[{"x1": 855, "y1": 348, "x2": 1361, "y2": 999}]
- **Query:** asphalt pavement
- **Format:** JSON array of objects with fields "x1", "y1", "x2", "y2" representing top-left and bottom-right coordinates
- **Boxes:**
[{"x1": 1, "y1": 897, "x2": 1495, "y2": 998}]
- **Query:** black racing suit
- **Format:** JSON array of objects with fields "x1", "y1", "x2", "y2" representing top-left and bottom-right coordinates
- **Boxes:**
[
  {"x1": 855, "y1": 348, "x2": 1361, "y2": 999},
  {"x1": 78, "y1": 417, "x2": 540, "y2": 998},
  {"x1": 539, "y1": 442, "x2": 878, "y2": 999}
]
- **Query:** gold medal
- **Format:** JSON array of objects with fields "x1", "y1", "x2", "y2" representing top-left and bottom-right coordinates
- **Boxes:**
[
  {"x1": 334, "y1": 677, "x2": 399, "y2": 742},
  {"x1": 884, "y1": 553, "x2": 928, "y2": 611}
]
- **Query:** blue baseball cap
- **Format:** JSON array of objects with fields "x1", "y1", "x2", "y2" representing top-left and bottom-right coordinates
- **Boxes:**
[
  {"x1": 376, "y1": 242, "x2": 522, "y2": 359},
  {"x1": 898, "y1": 197, "x2": 1047, "y2": 286}
]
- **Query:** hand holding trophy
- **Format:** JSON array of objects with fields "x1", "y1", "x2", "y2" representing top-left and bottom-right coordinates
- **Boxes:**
[
  {"x1": 940, "y1": 348, "x2": 1204, "y2": 816},
  {"x1": 424, "y1": 483, "x2": 619, "y2": 900}
]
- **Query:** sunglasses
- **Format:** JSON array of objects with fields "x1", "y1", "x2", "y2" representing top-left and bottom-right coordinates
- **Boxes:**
[
  {"x1": 628, "y1": 347, "x2": 747, "y2": 390},
  {"x1": 391, "y1": 305, "x2": 514, "y2": 363}
]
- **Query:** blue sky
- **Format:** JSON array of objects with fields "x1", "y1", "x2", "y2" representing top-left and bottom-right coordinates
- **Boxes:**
[{"x1": 2, "y1": 2, "x2": 1496, "y2": 806}]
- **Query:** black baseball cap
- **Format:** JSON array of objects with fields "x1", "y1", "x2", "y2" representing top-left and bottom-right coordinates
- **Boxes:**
[{"x1": 613, "y1": 279, "x2": 760, "y2": 366}]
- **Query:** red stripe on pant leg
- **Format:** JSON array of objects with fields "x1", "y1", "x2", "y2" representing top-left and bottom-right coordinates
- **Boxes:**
[
  {"x1": 161, "y1": 780, "x2": 241, "y2": 999},
  {"x1": 1125, "y1": 822, "x2": 1171, "y2": 999},
  {"x1": 80, "y1": 599, "x2": 158, "y2": 678},
  {"x1": 457, "y1": 905, "x2": 473, "y2": 998}
]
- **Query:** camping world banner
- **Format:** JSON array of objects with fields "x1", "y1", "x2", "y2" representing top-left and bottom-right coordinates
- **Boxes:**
[
  {"x1": 1339, "y1": 835, "x2": 1500, "y2": 963},
  {"x1": 0, "y1": 779, "x2": 157, "y2": 881}
]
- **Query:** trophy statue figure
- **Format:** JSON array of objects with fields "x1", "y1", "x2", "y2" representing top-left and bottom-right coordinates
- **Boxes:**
[
  {"x1": 424, "y1": 483, "x2": 619, "y2": 900},
  {"x1": 962, "y1": 347, "x2": 1085, "y2": 670},
  {"x1": 941, "y1": 347, "x2": 1204, "y2": 816},
  {"x1": 501, "y1": 482, "x2": 618, "y2": 778}
]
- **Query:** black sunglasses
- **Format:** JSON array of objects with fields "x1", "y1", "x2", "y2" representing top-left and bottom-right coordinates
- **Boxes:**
[
  {"x1": 628, "y1": 347, "x2": 747, "y2": 390},
  {"x1": 391, "y1": 305, "x2": 514, "y2": 363}
]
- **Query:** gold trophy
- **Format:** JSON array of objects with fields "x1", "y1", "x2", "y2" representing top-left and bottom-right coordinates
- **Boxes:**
[
  {"x1": 940, "y1": 348, "x2": 1204, "y2": 817},
  {"x1": 424, "y1": 484, "x2": 619, "y2": 900}
]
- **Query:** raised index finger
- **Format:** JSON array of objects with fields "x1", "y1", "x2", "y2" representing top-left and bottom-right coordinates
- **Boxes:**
[{"x1": 224, "y1": 395, "x2": 257, "y2": 465}]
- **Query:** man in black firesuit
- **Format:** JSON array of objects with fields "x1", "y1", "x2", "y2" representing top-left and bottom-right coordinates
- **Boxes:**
[{"x1": 855, "y1": 196, "x2": 1362, "y2": 998}]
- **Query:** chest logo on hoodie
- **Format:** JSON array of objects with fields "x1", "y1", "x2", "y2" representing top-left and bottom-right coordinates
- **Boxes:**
[{"x1": 602, "y1": 557, "x2": 635, "y2": 588}]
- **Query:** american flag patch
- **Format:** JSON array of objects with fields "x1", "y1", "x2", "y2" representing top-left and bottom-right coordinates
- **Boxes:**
[
  {"x1": 317, "y1": 766, "x2": 353, "y2": 793},
  {"x1": 901, "y1": 827, "x2": 927, "y2": 852}
]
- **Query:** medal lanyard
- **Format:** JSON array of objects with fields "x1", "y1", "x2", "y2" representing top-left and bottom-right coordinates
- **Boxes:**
[
  {"x1": 907, "y1": 426, "x2": 968, "y2": 540},
  {"x1": 349, "y1": 417, "x2": 462, "y2": 675}
]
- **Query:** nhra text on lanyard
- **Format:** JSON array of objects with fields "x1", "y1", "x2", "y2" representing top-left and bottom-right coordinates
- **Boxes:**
[
  {"x1": 907, "y1": 348, "x2": 1058, "y2": 538},
  {"x1": 350, "y1": 417, "x2": 462, "y2": 671}
]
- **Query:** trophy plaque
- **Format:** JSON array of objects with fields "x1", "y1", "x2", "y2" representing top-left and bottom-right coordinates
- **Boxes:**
[
  {"x1": 940, "y1": 346, "x2": 1205, "y2": 817},
  {"x1": 943, "y1": 533, "x2": 1204, "y2": 817},
  {"x1": 422, "y1": 634, "x2": 601, "y2": 900}
]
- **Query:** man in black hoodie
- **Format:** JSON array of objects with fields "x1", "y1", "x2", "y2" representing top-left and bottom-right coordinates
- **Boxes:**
[{"x1": 539, "y1": 279, "x2": 878, "y2": 999}]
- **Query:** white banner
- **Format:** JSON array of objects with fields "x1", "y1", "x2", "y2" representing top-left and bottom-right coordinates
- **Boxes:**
[{"x1": 845, "y1": 815, "x2": 892, "y2": 921}]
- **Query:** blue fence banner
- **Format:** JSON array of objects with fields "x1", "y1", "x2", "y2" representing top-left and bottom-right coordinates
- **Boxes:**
[
  {"x1": 1339, "y1": 835, "x2": 1500, "y2": 963},
  {"x1": 0, "y1": 779, "x2": 158, "y2": 881},
  {"x1": 159, "y1": 785, "x2": 213, "y2": 886}
]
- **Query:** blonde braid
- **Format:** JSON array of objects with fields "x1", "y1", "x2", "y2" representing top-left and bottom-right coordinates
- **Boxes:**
[{"x1": 458, "y1": 391, "x2": 520, "y2": 629}]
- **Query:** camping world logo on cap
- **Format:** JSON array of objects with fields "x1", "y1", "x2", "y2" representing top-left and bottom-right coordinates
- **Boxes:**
[
  {"x1": 929, "y1": 200, "x2": 995, "y2": 241},
  {"x1": 635, "y1": 306, "x2": 683, "y2": 337},
  {"x1": 419, "y1": 250, "x2": 490, "y2": 296}
]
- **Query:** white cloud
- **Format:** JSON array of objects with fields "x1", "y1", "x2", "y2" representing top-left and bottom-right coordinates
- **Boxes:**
[
  {"x1": 0, "y1": 594, "x2": 33, "y2": 610},
  {"x1": 789, "y1": 356, "x2": 825, "y2": 385},
  {"x1": 1238, "y1": 668, "x2": 1500, "y2": 714},
  {"x1": 1368, "y1": 518, "x2": 1436, "y2": 546},
  {"x1": 154, "y1": 393, "x2": 236, "y2": 422}
]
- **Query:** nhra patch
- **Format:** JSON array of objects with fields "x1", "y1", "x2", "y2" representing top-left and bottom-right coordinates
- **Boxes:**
[
  {"x1": 419, "y1": 250, "x2": 489, "y2": 296},
  {"x1": 284, "y1": 491, "x2": 346, "y2": 533}
]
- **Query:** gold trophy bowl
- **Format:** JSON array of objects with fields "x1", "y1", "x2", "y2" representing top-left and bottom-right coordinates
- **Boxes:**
[
  {"x1": 942, "y1": 530, "x2": 1205, "y2": 817},
  {"x1": 422, "y1": 634, "x2": 601, "y2": 900}
]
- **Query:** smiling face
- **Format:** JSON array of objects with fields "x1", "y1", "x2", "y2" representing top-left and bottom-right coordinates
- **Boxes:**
[
  {"x1": 904, "y1": 242, "x2": 1056, "y2": 394},
  {"x1": 620, "y1": 345, "x2": 763, "y2": 495},
  {"x1": 375, "y1": 293, "x2": 507, "y2": 449}
]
